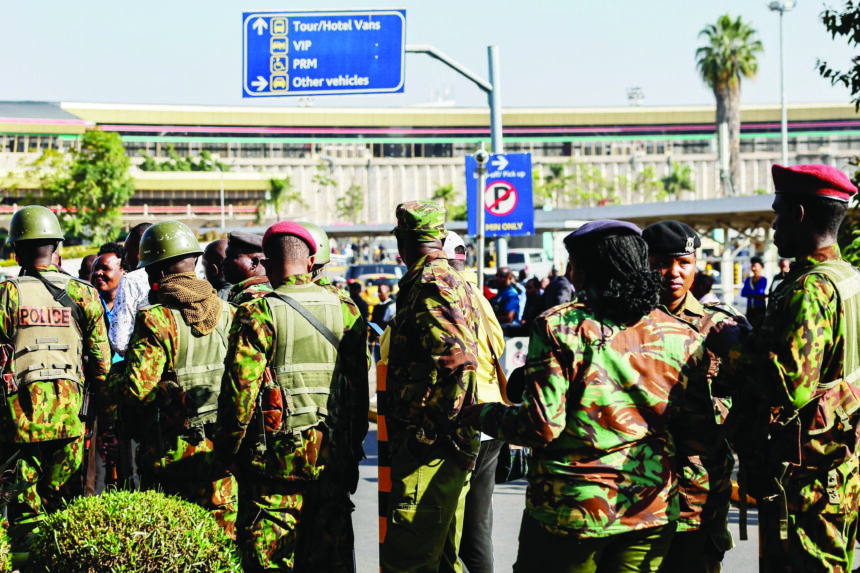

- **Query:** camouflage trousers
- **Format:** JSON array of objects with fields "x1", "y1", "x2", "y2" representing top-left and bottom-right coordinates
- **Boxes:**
[
  {"x1": 236, "y1": 474, "x2": 356, "y2": 573},
  {"x1": 139, "y1": 468, "x2": 238, "y2": 540},
  {"x1": 758, "y1": 457, "x2": 860, "y2": 573},
  {"x1": 2, "y1": 436, "x2": 83, "y2": 548}
]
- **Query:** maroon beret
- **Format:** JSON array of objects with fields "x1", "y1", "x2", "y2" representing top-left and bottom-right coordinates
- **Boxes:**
[
  {"x1": 772, "y1": 164, "x2": 857, "y2": 203},
  {"x1": 262, "y1": 221, "x2": 317, "y2": 255}
]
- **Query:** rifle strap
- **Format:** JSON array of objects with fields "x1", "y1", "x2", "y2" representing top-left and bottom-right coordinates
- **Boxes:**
[{"x1": 268, "y1": 291, "x2": 340, "y2": 349}]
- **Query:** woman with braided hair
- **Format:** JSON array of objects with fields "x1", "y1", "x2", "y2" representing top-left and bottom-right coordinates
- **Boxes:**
[{"x1": 460, "y1": 219, "x2": 710, "y2": 573}]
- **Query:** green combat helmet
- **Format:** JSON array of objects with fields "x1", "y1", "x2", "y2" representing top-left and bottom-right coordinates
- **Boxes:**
[
  {"x1": 302, "y1": 222, "x2": 330, "y2": 265},
  {"x1": 9, "y1": 205, "x2": 64, "y2": 243},
  {"x1": 137, "y1": 220, "x2": 203, "y2": 269}
]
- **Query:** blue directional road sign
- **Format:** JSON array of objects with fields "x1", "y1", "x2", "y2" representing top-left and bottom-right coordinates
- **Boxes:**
[
  {"x1": 243, "y1": 10, "x2": 406, "y2": 97},
  {"x1": 467, "y1": 153, "x2": 535, "y2": 237}
]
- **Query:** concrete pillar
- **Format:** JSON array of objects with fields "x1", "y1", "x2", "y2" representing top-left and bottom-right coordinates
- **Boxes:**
[
  {"x1": 721, "y1": 227, "x2": 735, "y2": 305},
  {"x1": 763, "y1": 227, "x2": 778, "y2": 288}
]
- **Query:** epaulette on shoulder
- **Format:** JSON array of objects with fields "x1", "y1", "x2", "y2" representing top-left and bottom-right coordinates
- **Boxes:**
[{"x1": 139, "y1": 303, "x2": 163, "y2": 312}]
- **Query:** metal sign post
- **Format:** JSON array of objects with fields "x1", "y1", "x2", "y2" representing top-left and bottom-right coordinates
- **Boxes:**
[{"x1": 475, "y1": 143, "x2": 488, "y2": 291}]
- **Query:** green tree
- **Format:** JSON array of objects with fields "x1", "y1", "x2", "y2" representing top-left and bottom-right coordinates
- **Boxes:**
[
  {"x1": 31, "y1": 128, "x2": 134, "y2": 244},
  {"x1": 660, "y1": 162, "x2": 695, "y2": 197},
  {"x1": 311, "y1": 160, "x2": 337, "y2": 192},
  {"x1": 256, "y1": 176, "x2": 307, "y2": 223},
  {"x1": 819, "y1": 2, "x2": 860, "y2": 109},
  {"x1": 696, "y1": 14, "x2": 763, "y2": 191},
  {"x1": 336, "y1": 184, "x2": 364, "y2": 224},
  {"x1": 629, "y1": 165, "x2": 666, "y2": 201},
  {"x1": 431, "y1": 182, "x2": 467, "y2": 220},
  {"x1": 534, "y1": 163, "x2": 571, "y2": 208}
]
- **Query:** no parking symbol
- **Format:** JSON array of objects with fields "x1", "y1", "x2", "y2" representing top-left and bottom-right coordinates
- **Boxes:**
[{"x1": 485, "y1": 181, "x2": 517, "y2": 216}]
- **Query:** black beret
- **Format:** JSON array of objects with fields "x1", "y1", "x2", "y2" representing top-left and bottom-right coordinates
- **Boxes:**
[
  {"x1": 228, "y1": 231, "x2": 264, "y2": 253},
  {"x1": 642, "y1": 221, "x2": 701, "y2": 257},
  {"x1": 563, "y1": 219, "x2": 641, "y2": 249}
]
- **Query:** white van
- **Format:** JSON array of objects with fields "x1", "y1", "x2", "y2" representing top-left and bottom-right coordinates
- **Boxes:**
[{"x1": 506, "y1": 248, "x2": 554, "y2": 279}]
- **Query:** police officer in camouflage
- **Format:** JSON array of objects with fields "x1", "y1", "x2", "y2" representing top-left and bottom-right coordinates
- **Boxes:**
[
  {"x1": 223, "y1": 232, "x2": 271, "y2": 306},
  {"x1": 460, "y1": 220, "x2": 709, "y2": 573},
  {"x1": 643, "y1": 220, "x2": 747, "y2": 573},
  {"x1": 716, "y1": 164, "x2": 860, "y2": 572},
  {"x1": 302, "y1": 222, "x2": 339, "y2": 294},
  {"x1": 106, "y1": 220, "x2": 237, "y2": 537},
  {"x1": 0, "y1": 206, "x2": 111, "y2": 547},
  {"x1": 380, "y1": 201, "x2": 482, "y2": 573},
  {"x1": 214, "y1": 221, "x2": 368, "y2": 572}
]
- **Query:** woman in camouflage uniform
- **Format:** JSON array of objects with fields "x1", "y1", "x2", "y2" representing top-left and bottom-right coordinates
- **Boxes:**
[{"x1": 461, "y1": 220, "x2": 709, "y2": 573}]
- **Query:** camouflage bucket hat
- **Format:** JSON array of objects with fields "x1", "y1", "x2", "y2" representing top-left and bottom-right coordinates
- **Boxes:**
[{"x1": 392, "y1": 200, "x2": 447, "y2": 242}]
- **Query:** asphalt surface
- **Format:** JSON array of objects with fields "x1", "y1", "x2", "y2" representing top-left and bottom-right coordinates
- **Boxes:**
[{"x1": 353, "y1": 426, "x2": 764, "y2": 573}]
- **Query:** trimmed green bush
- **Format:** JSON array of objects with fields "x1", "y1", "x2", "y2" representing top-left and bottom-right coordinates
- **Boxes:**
[{"x1": 25, "y1": 490, "x2": 241, "y2": 573}]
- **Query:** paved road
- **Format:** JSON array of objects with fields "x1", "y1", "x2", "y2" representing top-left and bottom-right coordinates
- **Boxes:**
[{"x1": 353, "y1": 427, "x2": 763, "y2": 573}]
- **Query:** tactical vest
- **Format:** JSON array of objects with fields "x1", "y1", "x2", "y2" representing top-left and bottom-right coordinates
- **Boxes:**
[
  {"x1": 260, "y1": 286, "x2": 343, "y2": 444},
  {"x1": 795, "y1": 260, "x2": 860, "y2": 461},
  {"x1": 161, "y1": 300, "x2": 232, "y2": 430},
  {"x1": 11, "y1": 274, "x2": 83, "y2": 388}
]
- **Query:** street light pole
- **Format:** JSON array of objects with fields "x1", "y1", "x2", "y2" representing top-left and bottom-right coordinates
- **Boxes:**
[
  {"x1": 216, "y1": 165, "x2": 225, "y2": 232},
  {"x1": 770, "y1": 1, "x2": 795, "y2": 166},
  {"x1": 405, "y1": 44, "x2": 504, "y2": 285}
]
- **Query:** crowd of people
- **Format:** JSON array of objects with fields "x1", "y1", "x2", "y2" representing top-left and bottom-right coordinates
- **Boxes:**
[{"x1": 0, "y1": 160, "x2": 857, "y2": 573}]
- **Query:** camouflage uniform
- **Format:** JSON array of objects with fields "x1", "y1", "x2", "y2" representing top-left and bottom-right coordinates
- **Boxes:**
[
  {"x1": 228, "y1": 276, "x2": 272, "y2": 307},
  {"x1": 727, "y1": 245, "x2": 860, "y2": 573},
  {"x1": 661, "y1": 292, "x2": 742, "y2": 573},
  {"x1": 107, "y1": 299, "x2": 238, "y2": 538},
  {"x1": 380, "y1": 201, "x2": 481, "y2": 573},
  {"x1": 473, "y1": 300, "x2": 707, "y2": 572},
  {"x1": 214, "y1": 273, "x2": 368, "y2": 572},
  {"x1": 0, "y1": 265, "x2": 110, "y2": 541}
]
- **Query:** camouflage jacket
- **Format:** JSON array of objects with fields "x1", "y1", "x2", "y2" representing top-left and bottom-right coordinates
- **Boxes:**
[
  {"x1": 107, "y1": 298, "x2": 235, "y2": 475},
  {"x1": 477, "y1": 302, "x2": 707, "y2": 538},
  {"x1": 386, "y1": 251, "x2": 481, "y2": 467},
  {"x1": 668, "y1": 292, "x2": 741, "y2": 546},
  {"x1": 213, "y1": 273, "x2": 369, "y2": 481},
  {"x1": 727, "y1": 245, "x2": 860, "y2": 480},
  {"x1": 317, "y1": 276, "x2": 353, "y2": 307},
  {"x1": 228, "y1": 276, "x2": 272, "y2": 307},
  {"x1": 0, "y1": 266, "x2": 110, "y2": 442}
]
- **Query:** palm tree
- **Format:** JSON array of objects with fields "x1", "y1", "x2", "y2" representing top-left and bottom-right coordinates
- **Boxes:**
[
  {"x1": 256, "y1": 176, "x2": 308, "y2": 223},
  {"x1": 696, "y1": 14, "x2": 763, "y2": 193}
]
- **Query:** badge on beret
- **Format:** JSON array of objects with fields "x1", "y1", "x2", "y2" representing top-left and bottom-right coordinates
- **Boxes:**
[{"x1": 642, "y1": 220, "x2": 701, "y2": 257}]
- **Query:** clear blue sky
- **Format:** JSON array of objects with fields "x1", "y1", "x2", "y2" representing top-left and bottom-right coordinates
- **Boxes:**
[{"x1": 0, "y1": 0, "x2": 855, "y2": 108}]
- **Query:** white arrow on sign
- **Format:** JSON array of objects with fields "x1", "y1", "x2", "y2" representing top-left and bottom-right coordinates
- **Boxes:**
[
  {"x1": 251, "y1": 76, "x2": 269, "y2": 91},
  {"x1": 252, "y1": 18, "x2": 268, "y2": 35},
  {"x1": 491, "y1": 155, "x2": 508, "y2": 171}
]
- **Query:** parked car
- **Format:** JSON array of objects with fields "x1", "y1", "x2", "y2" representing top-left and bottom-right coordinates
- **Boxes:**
[{"x1": 345, "y1": 263, "x2": 407, "y2": 282}]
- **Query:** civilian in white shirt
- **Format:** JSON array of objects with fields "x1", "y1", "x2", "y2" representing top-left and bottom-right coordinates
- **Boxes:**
[{"x1": 109, "y1": 222, "x2": 152, "y2": 356}]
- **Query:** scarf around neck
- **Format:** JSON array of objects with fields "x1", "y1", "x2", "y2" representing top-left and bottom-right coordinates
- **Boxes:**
[{"x1": 150, "y1": 272, "x2": 221, "y2": 335}]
